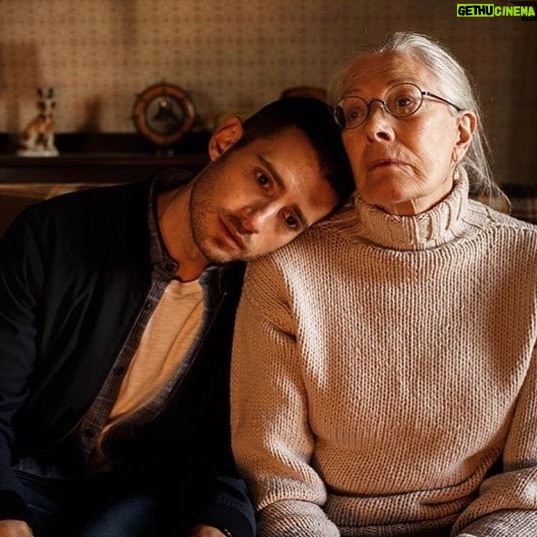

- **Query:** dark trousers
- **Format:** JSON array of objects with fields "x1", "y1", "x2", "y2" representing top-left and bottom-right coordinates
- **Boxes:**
[{"x1": 15, "y1": 469, "x2": 180, "y2": 537}]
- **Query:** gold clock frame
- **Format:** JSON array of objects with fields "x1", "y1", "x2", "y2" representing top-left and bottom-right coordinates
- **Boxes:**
[{"x1": 132, "y1": 83, "x2": 196, "y2": 147}]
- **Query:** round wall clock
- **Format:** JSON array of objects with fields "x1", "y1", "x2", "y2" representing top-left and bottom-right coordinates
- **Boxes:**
[{"x1": 131, "y1": 83, "x2": 196, "y2": 147}]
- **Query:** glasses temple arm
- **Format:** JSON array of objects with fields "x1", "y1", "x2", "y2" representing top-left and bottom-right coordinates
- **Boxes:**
[{"x1": 422, "y1": 91, "x2": 463, "y2": 112}]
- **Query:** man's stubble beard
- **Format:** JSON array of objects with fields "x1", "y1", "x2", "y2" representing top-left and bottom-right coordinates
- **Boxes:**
[{"x1": 189, "y1": 164, "x2": 237, "y2": 265}]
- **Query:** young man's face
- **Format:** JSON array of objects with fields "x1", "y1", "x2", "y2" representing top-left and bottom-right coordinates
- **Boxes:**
[{"x1": 190, "y1": 127, "x2": 339, "y2": 264}]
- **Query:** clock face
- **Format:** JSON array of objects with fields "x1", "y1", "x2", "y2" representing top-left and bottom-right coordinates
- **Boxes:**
[{"x1": 132, "y1": 83, "x2": 196, "y2": 146}]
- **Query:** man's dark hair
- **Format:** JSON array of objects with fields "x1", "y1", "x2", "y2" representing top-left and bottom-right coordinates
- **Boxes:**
[{"x1": 233, "y1": 96, "x2": 355, "y2": 205}]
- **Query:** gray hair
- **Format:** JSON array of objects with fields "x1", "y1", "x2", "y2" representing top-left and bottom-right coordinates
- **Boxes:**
[{"x1": 329, "y1": 32, "x2": 504, "y2": 204}]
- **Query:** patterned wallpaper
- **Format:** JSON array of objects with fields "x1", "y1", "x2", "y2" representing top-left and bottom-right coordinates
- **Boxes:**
[{"x1": 0, "y1": 0, "x2": 535, "y2": 183}]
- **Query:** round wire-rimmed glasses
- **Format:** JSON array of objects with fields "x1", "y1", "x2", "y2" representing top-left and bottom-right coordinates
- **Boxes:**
[{"x1": 333, "y1": 82, "x2": 463, "y2": 130}]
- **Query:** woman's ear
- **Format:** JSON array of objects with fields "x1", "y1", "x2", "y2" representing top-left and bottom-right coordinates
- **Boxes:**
[
  {"x1": 208, "y1": 116, "x2": 245, "y2": 161},
  {"x1": 455, "y1": 110, "x2": 477, "y2": 159}
]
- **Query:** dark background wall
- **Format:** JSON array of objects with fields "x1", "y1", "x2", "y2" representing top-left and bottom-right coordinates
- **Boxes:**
[{"x1": 0, "y1": 0, "x2": 535, "y2": 184}]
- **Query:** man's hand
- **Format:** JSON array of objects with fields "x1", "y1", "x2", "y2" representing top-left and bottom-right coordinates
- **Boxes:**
[
  {"x1": 187, "y1": 524, "x2": 228, "y2": 537},
  {"x1": 0, "y1": 520, "x2": 33, "y2": 537}
]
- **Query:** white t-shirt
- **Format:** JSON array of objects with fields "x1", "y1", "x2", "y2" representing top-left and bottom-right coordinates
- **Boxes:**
[{"x1": 105, "y1": 278, "x2": 203, "y2": 429}]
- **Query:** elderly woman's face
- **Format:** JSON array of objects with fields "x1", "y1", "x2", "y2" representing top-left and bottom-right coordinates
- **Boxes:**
[{"x1": 341, "y1": 51, "x2": 475, "y2": 216}]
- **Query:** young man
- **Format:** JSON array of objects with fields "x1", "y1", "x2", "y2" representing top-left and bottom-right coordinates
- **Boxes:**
[{"x1": 0, "y1": 97, "x2": 353, "y2": 537}]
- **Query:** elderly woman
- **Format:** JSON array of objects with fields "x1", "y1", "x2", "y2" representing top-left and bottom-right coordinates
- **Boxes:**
[{"x1": 231, "y1": 32, "x2": 537, "y2": 537}]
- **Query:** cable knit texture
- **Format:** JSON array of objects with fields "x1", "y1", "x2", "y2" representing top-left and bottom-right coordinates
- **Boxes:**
[{"x1": 231, "y1": 174, "x2": 537, "y2": 537}]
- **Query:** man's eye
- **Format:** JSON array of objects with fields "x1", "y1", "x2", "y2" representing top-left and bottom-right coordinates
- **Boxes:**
[
  {"x1": 256, "y1": 171, "x2": 270, "y2": 187},
  {"x1": 283, "y1": 212, "x2": 300, "y2": 231}
]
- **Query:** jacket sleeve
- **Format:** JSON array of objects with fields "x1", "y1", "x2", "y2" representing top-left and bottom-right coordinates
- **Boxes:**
[
  {"x1": 453, "y1": 343, "x2": 537, "y2": 536},
  {"x1": 0, "y1": 207, "x2": 46, "y2": 523},
  {"x1": 187, "y1": 476, "x2": 256, "y2": 537},
  {"x1": 231, "y1": 258, "x2": 340, "y2": 537}
]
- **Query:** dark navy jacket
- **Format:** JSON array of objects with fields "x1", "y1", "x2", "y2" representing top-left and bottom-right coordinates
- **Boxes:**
[{"x1": 0, "y1": 178, "x2": 254, "y2": 536}]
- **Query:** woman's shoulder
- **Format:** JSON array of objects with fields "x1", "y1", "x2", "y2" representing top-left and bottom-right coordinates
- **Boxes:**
[
  {"x1": 466, "y1": 200, "x2": 537, "y2": 258},
  {"x1": 468, "y1": 199, "x2": 537, "y2": 232},
  {"x1": 296, "y1": 200, "x2": 359, "y2": 245}
]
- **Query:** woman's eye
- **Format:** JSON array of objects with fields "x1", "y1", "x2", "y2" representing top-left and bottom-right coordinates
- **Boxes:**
[
  {"x1": 389, "y1": 95, "x2": 418, "y2": 114},
  {"x1": 347, "y1": 106, "x2": 365, "y2": 123},
  {"x1": 256, "y1": 171, "x2": 270, "y2": 187},
  {"x1": 283, "y1": 212, "x2": 300, "y2": 230}
]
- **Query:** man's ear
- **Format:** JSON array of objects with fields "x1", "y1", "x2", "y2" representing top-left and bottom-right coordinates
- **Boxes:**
[
  {"x1": 208, "y1": 116, "x2": 244, "y2": 161},
  {"x1": 454, "y1": 110, "x2": 477, "y2": 160}
]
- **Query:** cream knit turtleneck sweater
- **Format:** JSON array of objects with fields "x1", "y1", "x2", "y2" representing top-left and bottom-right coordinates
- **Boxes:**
[{"x1": 231, "y1": 176, "x2": 537, "y2": 537}]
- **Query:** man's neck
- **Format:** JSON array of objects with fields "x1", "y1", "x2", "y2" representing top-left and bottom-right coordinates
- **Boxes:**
[{"x1": 156, "y1": 184, "x2": 209, "y2": 282}]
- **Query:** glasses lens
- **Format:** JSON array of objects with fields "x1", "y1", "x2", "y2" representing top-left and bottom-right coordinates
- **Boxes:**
[
  {"x1": 385, "y1": 84, "x2": 422, "y2": 117},
  {"x1": 337, "y1": 97, "x2": 368, "y2": 129}
]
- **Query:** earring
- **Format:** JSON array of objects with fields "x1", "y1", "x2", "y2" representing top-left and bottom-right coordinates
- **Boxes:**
[{"x1": 451, "y1": 149, "x2": 461, "y2": 181}]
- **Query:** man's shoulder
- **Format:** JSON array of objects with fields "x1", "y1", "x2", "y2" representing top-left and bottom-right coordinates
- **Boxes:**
[
  {"x1": 40, "y1": 179, "x2": 150, "y2": 212},
  {"x1": 0, "y1": 181, "x2": 153, "y2": 266},
  {"x1": 19, "y1": 180, "x2": 151, "y2": 231}
]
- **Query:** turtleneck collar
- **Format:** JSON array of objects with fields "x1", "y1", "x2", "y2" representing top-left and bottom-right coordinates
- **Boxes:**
[{"x1": 351, "y1": 170, "x2": 469, "y2": 251}]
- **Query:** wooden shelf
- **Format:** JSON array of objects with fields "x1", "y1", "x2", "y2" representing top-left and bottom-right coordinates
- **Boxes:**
[
  {"x1": 0, "y1": 153, "x2": 208, "y2": 183},
  {"x1": 0, "y1": 131, "x2": 211, "y2": 183}
]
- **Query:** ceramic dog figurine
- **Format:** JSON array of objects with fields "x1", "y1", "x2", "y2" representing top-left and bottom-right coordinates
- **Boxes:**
[{"x1": 18, "y1": 87, "x2": 59, "y2": 157}]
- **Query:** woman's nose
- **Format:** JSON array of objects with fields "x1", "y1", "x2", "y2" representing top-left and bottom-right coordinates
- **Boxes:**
[{"x1": 363, "y1": 101, "x2": 395, "y2": 142}]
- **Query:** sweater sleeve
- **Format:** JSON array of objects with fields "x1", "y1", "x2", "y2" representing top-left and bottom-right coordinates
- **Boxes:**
[
  {"x1": 231, "y1": 257, "x2": 339, "y2": 537},
  {"x1": 0, "y1": 208, "x2": 45, "y2": 524},
  {"x1": 453, "y1": 343, "x2": 537, "y2": 536}
]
